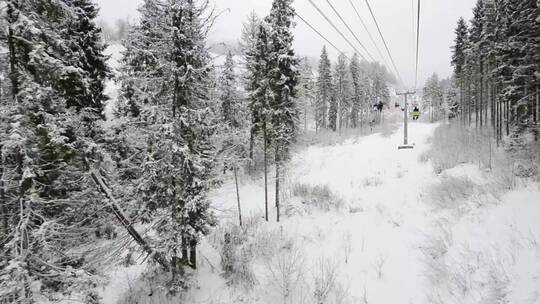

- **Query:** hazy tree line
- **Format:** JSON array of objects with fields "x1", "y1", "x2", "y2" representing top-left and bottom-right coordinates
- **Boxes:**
[
  {"x1": 421, "y1": 73, "x2": 459, "y2": 122},
  {"x1": 314, "y1": 47, "x2": 393, "y2": 133},
  {"x1": 99, "y1": 18, "x2": 132, "y2": 42},
  {"x1": 450, "y1": 0, "x2": 539, "y2": 145},
  {"x1": 0, "y1": 0, "x2": 299, "y2": 301}
]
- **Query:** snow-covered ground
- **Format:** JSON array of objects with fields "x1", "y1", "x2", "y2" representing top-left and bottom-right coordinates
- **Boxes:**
[
  {"x1": 192, "y1": 122, "x2": 437, "y2": 304},
  {"x1": 193, "y1": 121, "x2": 539, "y2": 304},
  {"x1": 98, "y1": 44, "x2": 540, "y2": 304}
]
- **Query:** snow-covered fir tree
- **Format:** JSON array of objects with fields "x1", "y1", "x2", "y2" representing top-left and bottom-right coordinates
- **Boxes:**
[
  {"x1": 66, "y1": 0, "x2": 110, "y2": 114},
  {"x1": 451, "y1": 17, "x2": 469, "y2": 122},
  {"x1": 220, "y1": 52, "x2": 241, "y2": 128},
  {"x1": 334, "y1": 53, "x2": 352, "y2": 132},
  {"x1": 450, "y1": 0, "x2": 539, "y2": 142},
  {"x1": 118, "y1": 0, "x2": 168, "y2": 118},
  {"x1": 265, "y1": 0, "x2": 299, "y2": 222},
  {"x1": 423, "y1": 73, "x2": 445, "y2": 121},
  {"x1": 1, "y1": 0, "x2": 112, "y2": 301},
  {"x1": 246, "y1": 23, "x2": 273, "y2": 220},
  {"x1": 372, "y1": 71, "x2": 390, "y2": 109},
  {"x1": 350, "y1": 53, "x2": 362, "y2": 128},
  {"x1": 240, "y1": 11, "x2": 262, "y2": 166},
  {"x1": 116, "y1": 0, "x2": 218, "y2": 287},
  {"x1": 217, "y1": 51, "x2": 250, "y2": 226},
  {"x1": 316, "y1": 46, "x2": 332, "y2": 131},
  {"x1": 298, "y1": 57, "x2": 316, "y2": 131}
]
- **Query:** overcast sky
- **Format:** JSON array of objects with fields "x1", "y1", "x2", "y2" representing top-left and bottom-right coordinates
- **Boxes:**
[{"x1": 95, "y1": 0, "x2": 476, "y2": 89}]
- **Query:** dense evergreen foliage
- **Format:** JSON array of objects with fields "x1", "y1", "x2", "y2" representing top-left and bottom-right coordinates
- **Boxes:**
[
  {"x1": 1, "y1": 0, "x2": 111, "y2": 301},
  {"x1": 450, "y1": 0, "x2": 539, "y2": 144},
  {"x1": 315, "y1": 48, "x2": 392, "y2": 132}
]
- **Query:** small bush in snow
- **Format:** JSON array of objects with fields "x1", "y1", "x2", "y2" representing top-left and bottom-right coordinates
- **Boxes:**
[
  {"x1": 215, "y1": 224, "x2": 257, "y2": 290},
  {"x1": 341, "y1": 232, "x2": 353, "y2": 264},
  {"x1": 363, "y1": 176, "x2": 383, "y2": 187},
  {"x1": 426, "y1": 176, "x2": 475, "y2": 210},
  {"x1": 372, "y1": 254, "x2": 387, "y2": 280},
  {"x1": 312, "y1": 258, "x2": 339, "y2": 304},
  {"x1": 291, "y1": 183, "x2": 344, "y2": 211},
  {"x1": 264, "y1": 244, "x2": 307, "y2": 304}
]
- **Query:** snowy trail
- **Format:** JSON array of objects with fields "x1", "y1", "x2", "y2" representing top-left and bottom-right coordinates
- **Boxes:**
[
  {"x1": 284, "y1": 122, "x2": 438, "y2": 303},
  {"x1": 203, "y1": 122, "x2": 440, "y2": 303}
]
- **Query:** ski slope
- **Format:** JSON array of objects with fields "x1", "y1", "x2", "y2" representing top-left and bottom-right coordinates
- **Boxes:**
[
  {"x1": 97, "y1": 46, "x2": 540, "y2": 304},
  {"x1": 194, "y1": 122, "x2": 439, "y2": 303},
  {"x1": 194, "y1": 120, "x2": 540, "y2": 304},
  {"x1": 98, "y1": 118, "x2": 540, "y2": 304}
]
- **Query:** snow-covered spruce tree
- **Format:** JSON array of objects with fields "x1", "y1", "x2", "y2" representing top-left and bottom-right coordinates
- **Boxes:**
[
  {"x1": 103, "y1": 0, "x2": 169, "y2": 233},
  {"x1": 357, "y1": 66, "x2": 372, "y2": 127},
  {"x1": 444, "y1": 76, "x2": 460, "y2": 119},
  {"x1": 298, "y1": 57, "x2": 316, "y2": 131},
  {"x1": 240, "y1": 11, "x2": 262, "y2": 168},
  {"x1": 316, "y1": 46, "x2": 332, "y2": 131},
  {"x1": 350, "y1": 53, "x2": 362, "y2": 128},
  {"x1": 248, "y1": 23, "x2": 272, "y2": 221},
  {"x1": 240, "y1": 11, "x2": 261, "y2": 63},
  {"x1": 169, "y1": 0, "x2": 218, "y2": 265},
  {"x1": 423, "y1": 73, "x2": 445, "y2": 121},
  {"x1": 217, "y1": 51, "x2": 249, "y2": 226},
  {"x1": 114, "y1": 0, "x2": 217, "y2": 289},
  {"x1": 265, "y1": 0, "x2": 299, "y2": 222},
  {"x1": 501, "y1": 0, "x2": 539, "y2": 140},
  {"x1": 1, "y1": 0, "x2": 112, "y2": 301},
  {"x1": 451, "y1": 0, "x2": 539, "y2": 143},
  {"x1": 65, "y1": 0, "x2": 110, "y2": 114},
  {"x1": 152, "y1": 0, "x2": 217, "y2": 276},
  {"x1": 328, "y1": 85, "x2": 338, "y2": 132},
  {"x1": 371, "y1": 70, "x2": 390, "y2": 124},
  {"x1": 334, "y1": 53, "x2": 352, "y2": 132},
  {"x1": 468, "y1": 0, "x2": 486, "y2": 128},
  {"x1": 220, "y1": 52, "x2": 240, "y2": 128},
  {"x1": 451, "y1": 17, "x2": 469, "y2": 124},
  {"x1": 117, "y1": 0, "x2": 168, "y2": 118}
]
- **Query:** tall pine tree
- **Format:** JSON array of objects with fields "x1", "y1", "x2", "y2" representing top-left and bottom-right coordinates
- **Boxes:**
[
  {"x1": 1, "y1": 0, "x2": 112, "y2": 301},
  {"x1": 316, "y1": 46, "x2": 332, "y2": 131},
  {"x1": 265, "y1": 0, "x2": 299, "y2": 222}
]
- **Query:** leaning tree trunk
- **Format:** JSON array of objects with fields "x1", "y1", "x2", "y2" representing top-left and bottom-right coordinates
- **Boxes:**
[
  {"x1": 234, "y1": 166, "x2": 242, "y2": 226},
  {"x1": 91, "y1": 169, "x2": 169, "y2": 270}
]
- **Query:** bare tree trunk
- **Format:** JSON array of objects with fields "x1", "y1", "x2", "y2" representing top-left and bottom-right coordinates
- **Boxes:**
[
  {"x1": 468, "y1": 81, "x2": 472, "y2": 126},
  {"x1": 249, "y1": 127, "x2": 255, "y2": 174},
  {"x1": 275, "y1": 145, "x2": 280, "y2": 223},
  {"x1": 181, "y1": 237, "x2": 189, "y2": 265},
  {"x1": 460, "y1": 79, "x2": 465, "y2": 125},
  {"x1": 234, "y1": 166, "x2": 242, "y2": 226},
  {"x1": 534, "y1": 86, "x2": 540, "y2": 141},
  {"x1": 506, "y1": 100, "x2": 510, "y2": 136},
  {"x1": 263, "y1": 120, "x2": 268, "y2": 222},
  {"x1": 479, "y1": 67, "x2": 484, "y2": 128},
  {"x1": 189, "y1": 239, "x2": 197, "y2": 269},
  {"x1": 475, "y1": 78, "x2": 479, "y2": 128}
]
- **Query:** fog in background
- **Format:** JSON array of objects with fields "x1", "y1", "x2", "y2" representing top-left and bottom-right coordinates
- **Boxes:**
[{"x1": 95, "y1": 0, "x2": 476, "y2": 89}]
